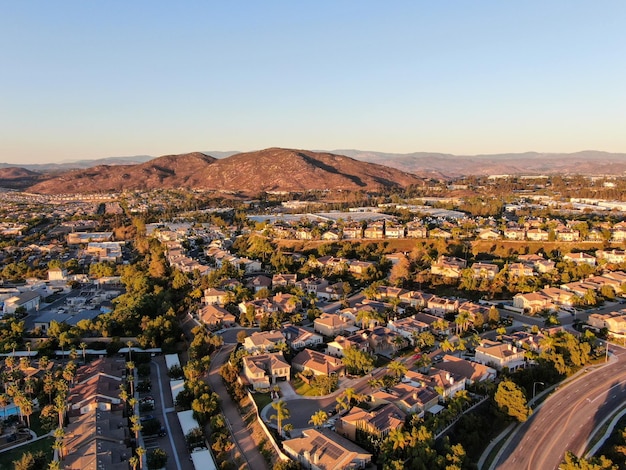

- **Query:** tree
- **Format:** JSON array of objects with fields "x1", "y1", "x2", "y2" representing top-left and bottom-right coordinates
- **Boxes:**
[
  {"x1": 270, "y1": 400, "x2": 290, "y2": 437},
  {"x1": 147, "y1": 449, "x2": 168, "y2": 470},
  {"x1": 237, "y1": 330, "x2": 247, "y2": 344},
  {"x1": 495, "y1": 379, "x2": 532, "y2": 422},
  {"x1": 191, "y1": 392, "x2": 219, "y2": 425},
  {"x1": 560, "y1": 451, "x2": 616, "y2": 469},
  {"x1": 488, "y1": 306, "x2": 500, "y2": 324},
  {"x1": 79, "y1": 342, "x2": 87, "y2": 364},
  {"x1": 136, "y1": 447, "x2": 146, "y2": 470},
  {"x1": 342, "y1": 347, "x2": 375, "y2": 376},
  {"x1": 387, "y1": 360, "x2": 407, "y2": 378},
  {"x1": 413, "y1": 331, "x2": 435, "y2": 351},
  {"x1": 308, "y1": 410, "x2": 328, "y2": 428}
]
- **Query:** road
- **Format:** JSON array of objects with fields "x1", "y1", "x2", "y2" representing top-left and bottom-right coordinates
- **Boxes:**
[
  {"x1": 493, "y1": 345, "x2": 626, "y2": 470},
  {"x1": 181, "y1": 313, "x2": 269, "y2": 470},
  {"x1": 207, "y1": 344, "x2": 269, "y2": 470}
]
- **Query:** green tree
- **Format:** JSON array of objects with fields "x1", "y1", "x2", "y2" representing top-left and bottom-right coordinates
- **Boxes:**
[
  {"x1": 494, "y1": 379, "x2": 531, "y2": 422},
  {"x1": 270, "y1": 400, "x2": 290, "y2": 437},
  {"x1": 560, "y1": 451, "x2": 616, "y2": 469},
  {"x1": 387, "y1": 360, "x2": 407, "y2": 378},
  {"x1": 342, "y1": 347, "x2": 375, "y2": 376},
  {"x1": 308, "y1": 410, "x2": 328, "y2": 428}
]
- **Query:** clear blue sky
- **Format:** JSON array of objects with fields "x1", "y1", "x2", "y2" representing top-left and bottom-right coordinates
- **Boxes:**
[{"x1": 2, "y1": 1, "x2": 626, "y2": 163}]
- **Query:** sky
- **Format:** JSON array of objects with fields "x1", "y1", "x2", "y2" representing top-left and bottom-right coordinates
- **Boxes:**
[{"x1": 2, "y1": 1, "x2": 626, "y2": 164}]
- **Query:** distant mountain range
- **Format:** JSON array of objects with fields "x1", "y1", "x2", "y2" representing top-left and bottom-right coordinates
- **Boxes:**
[
  {"x1": 332, "y1": 150, "x2": 626, "y2": 178},
  {"x1": 17, "y1": 148, "x2": 424, "y2": 195},
  {"x1": 2, "y1": 148, "x2": 626, "y2": 194}
]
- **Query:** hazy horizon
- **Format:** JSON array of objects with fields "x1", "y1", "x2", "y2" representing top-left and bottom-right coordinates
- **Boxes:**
[{"x1": 3, "y1": 1, "x2": 626, "y2": 164}]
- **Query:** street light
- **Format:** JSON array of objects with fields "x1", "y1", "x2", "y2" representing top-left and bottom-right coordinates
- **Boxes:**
[{"x1": 533, "y1": 381, "x2": 545, "y2": 400}]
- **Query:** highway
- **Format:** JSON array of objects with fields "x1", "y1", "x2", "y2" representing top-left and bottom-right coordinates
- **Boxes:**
[{"x1": 493, "y1": 345, "x2": 626, "y2": 470}]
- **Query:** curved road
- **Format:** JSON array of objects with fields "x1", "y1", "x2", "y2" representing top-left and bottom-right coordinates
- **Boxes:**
[{"x1": 494, "y1": 345, "x2": 626, "y2": 470}]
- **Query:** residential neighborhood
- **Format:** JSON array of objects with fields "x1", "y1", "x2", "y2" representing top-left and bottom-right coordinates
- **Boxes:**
[{"x1": 1, "y1": 177, "x2": 626, "y2": 470}]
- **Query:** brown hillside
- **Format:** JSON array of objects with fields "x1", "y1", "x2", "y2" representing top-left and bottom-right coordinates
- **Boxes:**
[
  {"x1": 27, "y1": 152, "x2": 217, "y2": 194},
  {"x1": 26, "y1": 148, "x2": 424, "y2": 194}
]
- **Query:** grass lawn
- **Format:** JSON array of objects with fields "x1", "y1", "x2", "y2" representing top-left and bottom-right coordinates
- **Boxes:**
[
  {"x1": 0, "y1": 436, "x2": 54, "y2": 470},
  {"x1": 291, "y1": 377, "x2": 318, "y2": 397},
  {"x1": 252, "y1": 393, "x2": 272, "y2": 411}
]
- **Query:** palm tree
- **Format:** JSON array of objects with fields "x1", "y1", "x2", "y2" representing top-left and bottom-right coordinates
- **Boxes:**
[
  {"x1": 270, "y1": 400, "x2": 290, "y2": 437},
  {"x1": 48, "y1": 461, "x2": 61, "y2": 470},
  {"x1": 368, "y1": 377, "x2": 384, "y2": 391},
  {"x1": 127, "y1": 340, "x2": 134, "y2": 360},
  {"x1": 39, "y1": 355, "x2": 50, "y2": 371},
  {"x1": 79, "y1": 342, "x2": 87, "y2": 364},
  {"x1": 54, "y1": 393, "x2": 66, "y2": 428},
  {"x1": 128, "y1": 374, "x2": 135, "y2": 397},
  {"x1": 432, "y1": 318, "x2": 448, "y2": 335},
  {"x1": 455, "y1": 311, "x2": 471, "y2": 335},
  {"x1": 387, "y1": 427, "x2": 408, "y2": 451},
  {"x1": 53, "y1": 427, "x2": 65, "y2": 460},
  {"x1": 130, "y1": 414, "x2": 142, "y2": 441},
  {"x1": 388, "y1": 360, "x2": 408, "y2": 378},
  {"x1": 335, "y1": 393, "x2": 350, "y2": 413},
  {"x1": 21, "y1": 398, "x2": 33, "y2": 429},
  {"x1": 0, "y1": 394, "x2": 7, "y2": 419},
  {"x1": 129, "y1": 456, "x2": 139, "y2": 470},
  {"x1": 440, "y1": 338, "x2": 455, "y2": 353},
  {"x1": 136, "y1": 446, "x2": 146, "y2": 470},
  {"x1": 308, "y1": 410, "x2": 328, "y2": 428}
]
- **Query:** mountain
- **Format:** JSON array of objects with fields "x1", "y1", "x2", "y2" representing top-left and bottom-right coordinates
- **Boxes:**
[
  {"x1": 24, "y1": 148, "x2": 424, "y2": 195},
  {"x1": 332, "y1": 150, "x2": 626, "y2": 178},
  {"x1": 26, "y1": 152, "x2": 217, "y2": 194},
  {"x1": 0, "y1": 167, "x2": 42, "y2": 190}
]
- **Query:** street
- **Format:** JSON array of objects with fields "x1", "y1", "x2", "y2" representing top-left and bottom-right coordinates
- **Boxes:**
[{"x1": 493, "y1": 344, "x2": 626, "y2": 470}]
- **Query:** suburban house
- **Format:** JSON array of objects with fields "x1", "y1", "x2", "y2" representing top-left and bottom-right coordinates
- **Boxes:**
[
  {"x1": 399, "y1": 290, "x2": 434, "y2": 309},
  {"x1": 406, "y1": 223, "x2": 428, "y2": 238},
  {"x1": 243, "y1": 330, "x2": 287, "y2": 354},
  {"x1": 365, "y1": 326, "x2": 408, "y2": 356},
  {"x1": 541, "y1": 287, "x2": 577, "y2": 307},
  {"x1": 508, "y1": 263, "x2": 534, "y2": 278},
  {"x1": 596, "y1": 249, "x2": 626, "y2": 264},
  {"x1": 314, "y1": 313, "x2": 354, "y2": 337},
  {"x1": 563, "y1": 252, "x2": 597, "y2": 266},
  {"x1": 475, "y1": 339, "x2": 526, "y2": 371},
  {"x1": 526, "y1": 229, "x2": 549, "y2": 241},
  {"x1": 272, "y1": 293, "x2": 301, "y2": 313},
  {"x1": 246, "y1": 274, "x2": 273, "y2": 293},
  {"x1": 281, "y1": 324, "x2": 323, "y2": 350},
  {"x1": 272, "y1": 273, "x2": 298, "y2": 287},
  {"x1": 431, "y1": 355, "x2": 496, "y2": 385},
  {"x1": 470, "y1": 262, "x2": 500, "y2": 280},
  {"x1": 198, "y1": 304, "x2": 236, "y2": 328},
  {"x1": 282, "y1": 428, "x2": 372, "y2": 470},
  {"x1": 241, "y1": 352, "x2": 290, "y2": 390},
  {"x1": 326, "y1": 333, "x2": 372, "y2": 357},
  {"x1": 203, "y1": 287, "x2": 230, "y2": 306},
  {"x1": 512, "y1": 291, "x2": 553, "y2": 314},
  {"x1": 588, "y1": 311, "x2": 626, "y2": 339},
  {"x1": 427, "y1": 296, "x2": 459, "y2": 316},
  {"x1": 387, "y1": 316, "x2": 430, "y2": 344},
  {"x1": 430, "y1": 256, "x2": 466, "y2": 278},
  {"x1": 370, "y1": 379, "x2": 439, "y2": 416},
  {"x1": 291, "y1": 349, "x2": 344, "y2": 376},
  {"x1": 336, "y1": 403, "x2": 406, "y2": 441}
]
